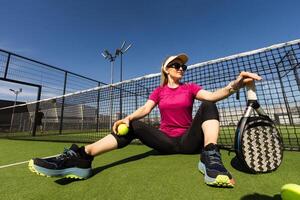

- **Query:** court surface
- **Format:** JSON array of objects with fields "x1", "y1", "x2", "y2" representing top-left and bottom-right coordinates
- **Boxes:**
[{"x1": 0, "y1": 139, "x2": 299, "y2": 200}]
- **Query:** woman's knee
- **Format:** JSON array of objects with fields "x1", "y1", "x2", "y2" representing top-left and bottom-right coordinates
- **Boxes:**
[
  {"x1": 197, "y1": 101, "x2": 219, "y2": 121},
  {"x1": 200, "y1": 100, "x2": 218, "y2": 110}
]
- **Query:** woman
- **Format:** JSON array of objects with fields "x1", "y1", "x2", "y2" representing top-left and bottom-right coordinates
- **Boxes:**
[{"x1": 29, "y1": 54, "x2": 261, "y2": 187}]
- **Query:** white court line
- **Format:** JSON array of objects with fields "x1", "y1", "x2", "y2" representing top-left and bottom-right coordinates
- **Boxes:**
[
  {"x1": 0, "y1": 160, "x2": 30, "y2": 169},
  {"x1": 0, "y1": 154, "x2": 59, "y2": 169}
]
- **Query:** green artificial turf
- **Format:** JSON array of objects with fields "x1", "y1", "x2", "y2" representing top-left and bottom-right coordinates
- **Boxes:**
[{"x1": 0, "y1": 139, "x2": 299, "y2": 200}]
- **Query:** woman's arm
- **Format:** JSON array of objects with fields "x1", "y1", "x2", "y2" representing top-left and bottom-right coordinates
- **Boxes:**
[
  {"x1": 196, "y1": 71, "x2": 262, "y2": 102},
  {"x1": 195, "y1": 85, "x2": 233, "y2": 102},
  {"x1": 112, "y1": 100, "x2": 156, "y2": 133},
  {"x1": 126, "y1": 100, "x2": 156, "y2": 121}
]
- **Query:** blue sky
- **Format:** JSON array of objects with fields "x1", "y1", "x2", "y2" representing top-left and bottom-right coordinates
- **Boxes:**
[{"x1": 1, "y1": 0, "x2": 300, "y2": 101}]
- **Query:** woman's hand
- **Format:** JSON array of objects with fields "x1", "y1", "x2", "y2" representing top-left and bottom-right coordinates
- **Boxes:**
[
  {"x1": 112, "y1": 117, "x2": 130, "y2": 134},
  {"x1": 231, "y1": 71, "x2": 262, "y2": 90}
]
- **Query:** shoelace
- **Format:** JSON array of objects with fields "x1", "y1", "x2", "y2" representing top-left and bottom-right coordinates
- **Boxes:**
[
  {"x1": 207, "y1": 150, "x2": 223, "y2": 165},
  {"x1": 56, "y1": 148, "x2": 78, "y2": 160}
]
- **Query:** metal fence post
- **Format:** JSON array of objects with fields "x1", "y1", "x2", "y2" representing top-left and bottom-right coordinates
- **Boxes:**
[
  {"x1": 59, "y1": 72, "x2": 68, "y2": 134},
  {"x1": 32, "y1": 86, "x2": 42, "y2": 136},
  {"x1": 96, "y1": 82, "x2": 100, "y2": 132},
  {"x1": 4, "y1": 53, "x2": 11, "y2": 79}
]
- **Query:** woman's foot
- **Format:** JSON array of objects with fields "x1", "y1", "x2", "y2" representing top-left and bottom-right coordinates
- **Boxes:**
[
  {"x1": 28, "y1": 144, "x2": 93, "y2": 179},
  {"x1": 198, "y1": 143, "x2": 235, "y2": 187}
]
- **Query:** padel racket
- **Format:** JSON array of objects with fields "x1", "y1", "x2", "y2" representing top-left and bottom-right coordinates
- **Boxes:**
[{"x1": 234, "y1": 82, "x2": 283, "y2": 173}]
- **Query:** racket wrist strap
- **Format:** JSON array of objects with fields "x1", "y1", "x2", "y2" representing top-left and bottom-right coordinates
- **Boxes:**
[{"x1": 227, "y1": 81, "x2": 239, "y2": 94}]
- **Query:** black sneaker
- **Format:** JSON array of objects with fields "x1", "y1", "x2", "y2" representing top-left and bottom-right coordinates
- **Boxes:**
[
  {"x1": 198, "y1": 143, "x2": 235, "y2": 187},
  {"x1": 28, "y1": 144, "x2": 93, "y2": 179}
]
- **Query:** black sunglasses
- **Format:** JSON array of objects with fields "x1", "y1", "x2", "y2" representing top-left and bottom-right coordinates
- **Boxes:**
[{"x1": 167, "y1": 63, "x2": 187, "y2": 71}]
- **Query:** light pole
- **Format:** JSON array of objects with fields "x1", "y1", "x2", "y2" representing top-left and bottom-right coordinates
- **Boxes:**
[
  {"x1": 101, "y1": 41, "x2": 132, "y2": 129},
  {"x1": 9, "y1": 88, "x2": 22, "y2": 133},
  {"x1": 101, "y1": 50, "x2": 118, "y2": 130},
  {"x1": 116, "y1": 41, "x2": 132, "y2": 119}
]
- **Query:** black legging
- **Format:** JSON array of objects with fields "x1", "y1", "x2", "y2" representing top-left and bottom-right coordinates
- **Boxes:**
[{"x1": 111, "y1": 101, "x2": 219, "y2": 154}]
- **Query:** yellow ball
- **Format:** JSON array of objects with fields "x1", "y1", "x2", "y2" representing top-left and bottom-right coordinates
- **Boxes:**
[
  {"x1": 281, "y1": 184, "x2": 300, "y2": 200},
  {"x1": 117, "y1": 124, "x2": 129, "y2": 136}
]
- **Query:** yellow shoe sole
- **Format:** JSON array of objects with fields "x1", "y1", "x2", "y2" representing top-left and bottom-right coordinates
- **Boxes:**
[{"x1": 28, "y1": 159, "x2": 86, "y2": 179}]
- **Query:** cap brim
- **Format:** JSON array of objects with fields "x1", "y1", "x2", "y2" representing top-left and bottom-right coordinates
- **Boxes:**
[
  {"x1": 175, "y1": 54, "x2": 188, "y2": 64},
  {"x1": 163, "y1": 53, "x2": 189, "y2": 71}
]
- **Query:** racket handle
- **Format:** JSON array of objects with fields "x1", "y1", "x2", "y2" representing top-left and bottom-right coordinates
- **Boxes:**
[{"x1": 246, "y1": 82, "x2": 257, "y2": 101}]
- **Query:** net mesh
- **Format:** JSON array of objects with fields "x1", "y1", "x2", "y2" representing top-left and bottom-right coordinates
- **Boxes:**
[{"x1": 0, "y1": 39, "x2": 299, "y2": 150}]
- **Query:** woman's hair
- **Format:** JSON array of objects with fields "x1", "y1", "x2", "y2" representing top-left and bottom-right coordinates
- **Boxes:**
[{"x1": 160, "y1": 56, "x2": 170, "y2": 86}]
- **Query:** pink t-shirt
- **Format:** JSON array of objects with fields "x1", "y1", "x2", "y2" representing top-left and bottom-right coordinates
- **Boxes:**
[{"x1": 149, "y1": 83, "x2": 202, "y2": 137}]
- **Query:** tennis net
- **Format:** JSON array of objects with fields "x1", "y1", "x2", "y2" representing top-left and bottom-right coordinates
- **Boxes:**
[{"x1": 0, "y1": 39, "x2": 299, "y2": 150}]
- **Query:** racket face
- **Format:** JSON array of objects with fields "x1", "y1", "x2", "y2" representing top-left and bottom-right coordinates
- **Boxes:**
[{"x1": 240, "y1": 117, "x2": 283, "y2": 173}]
